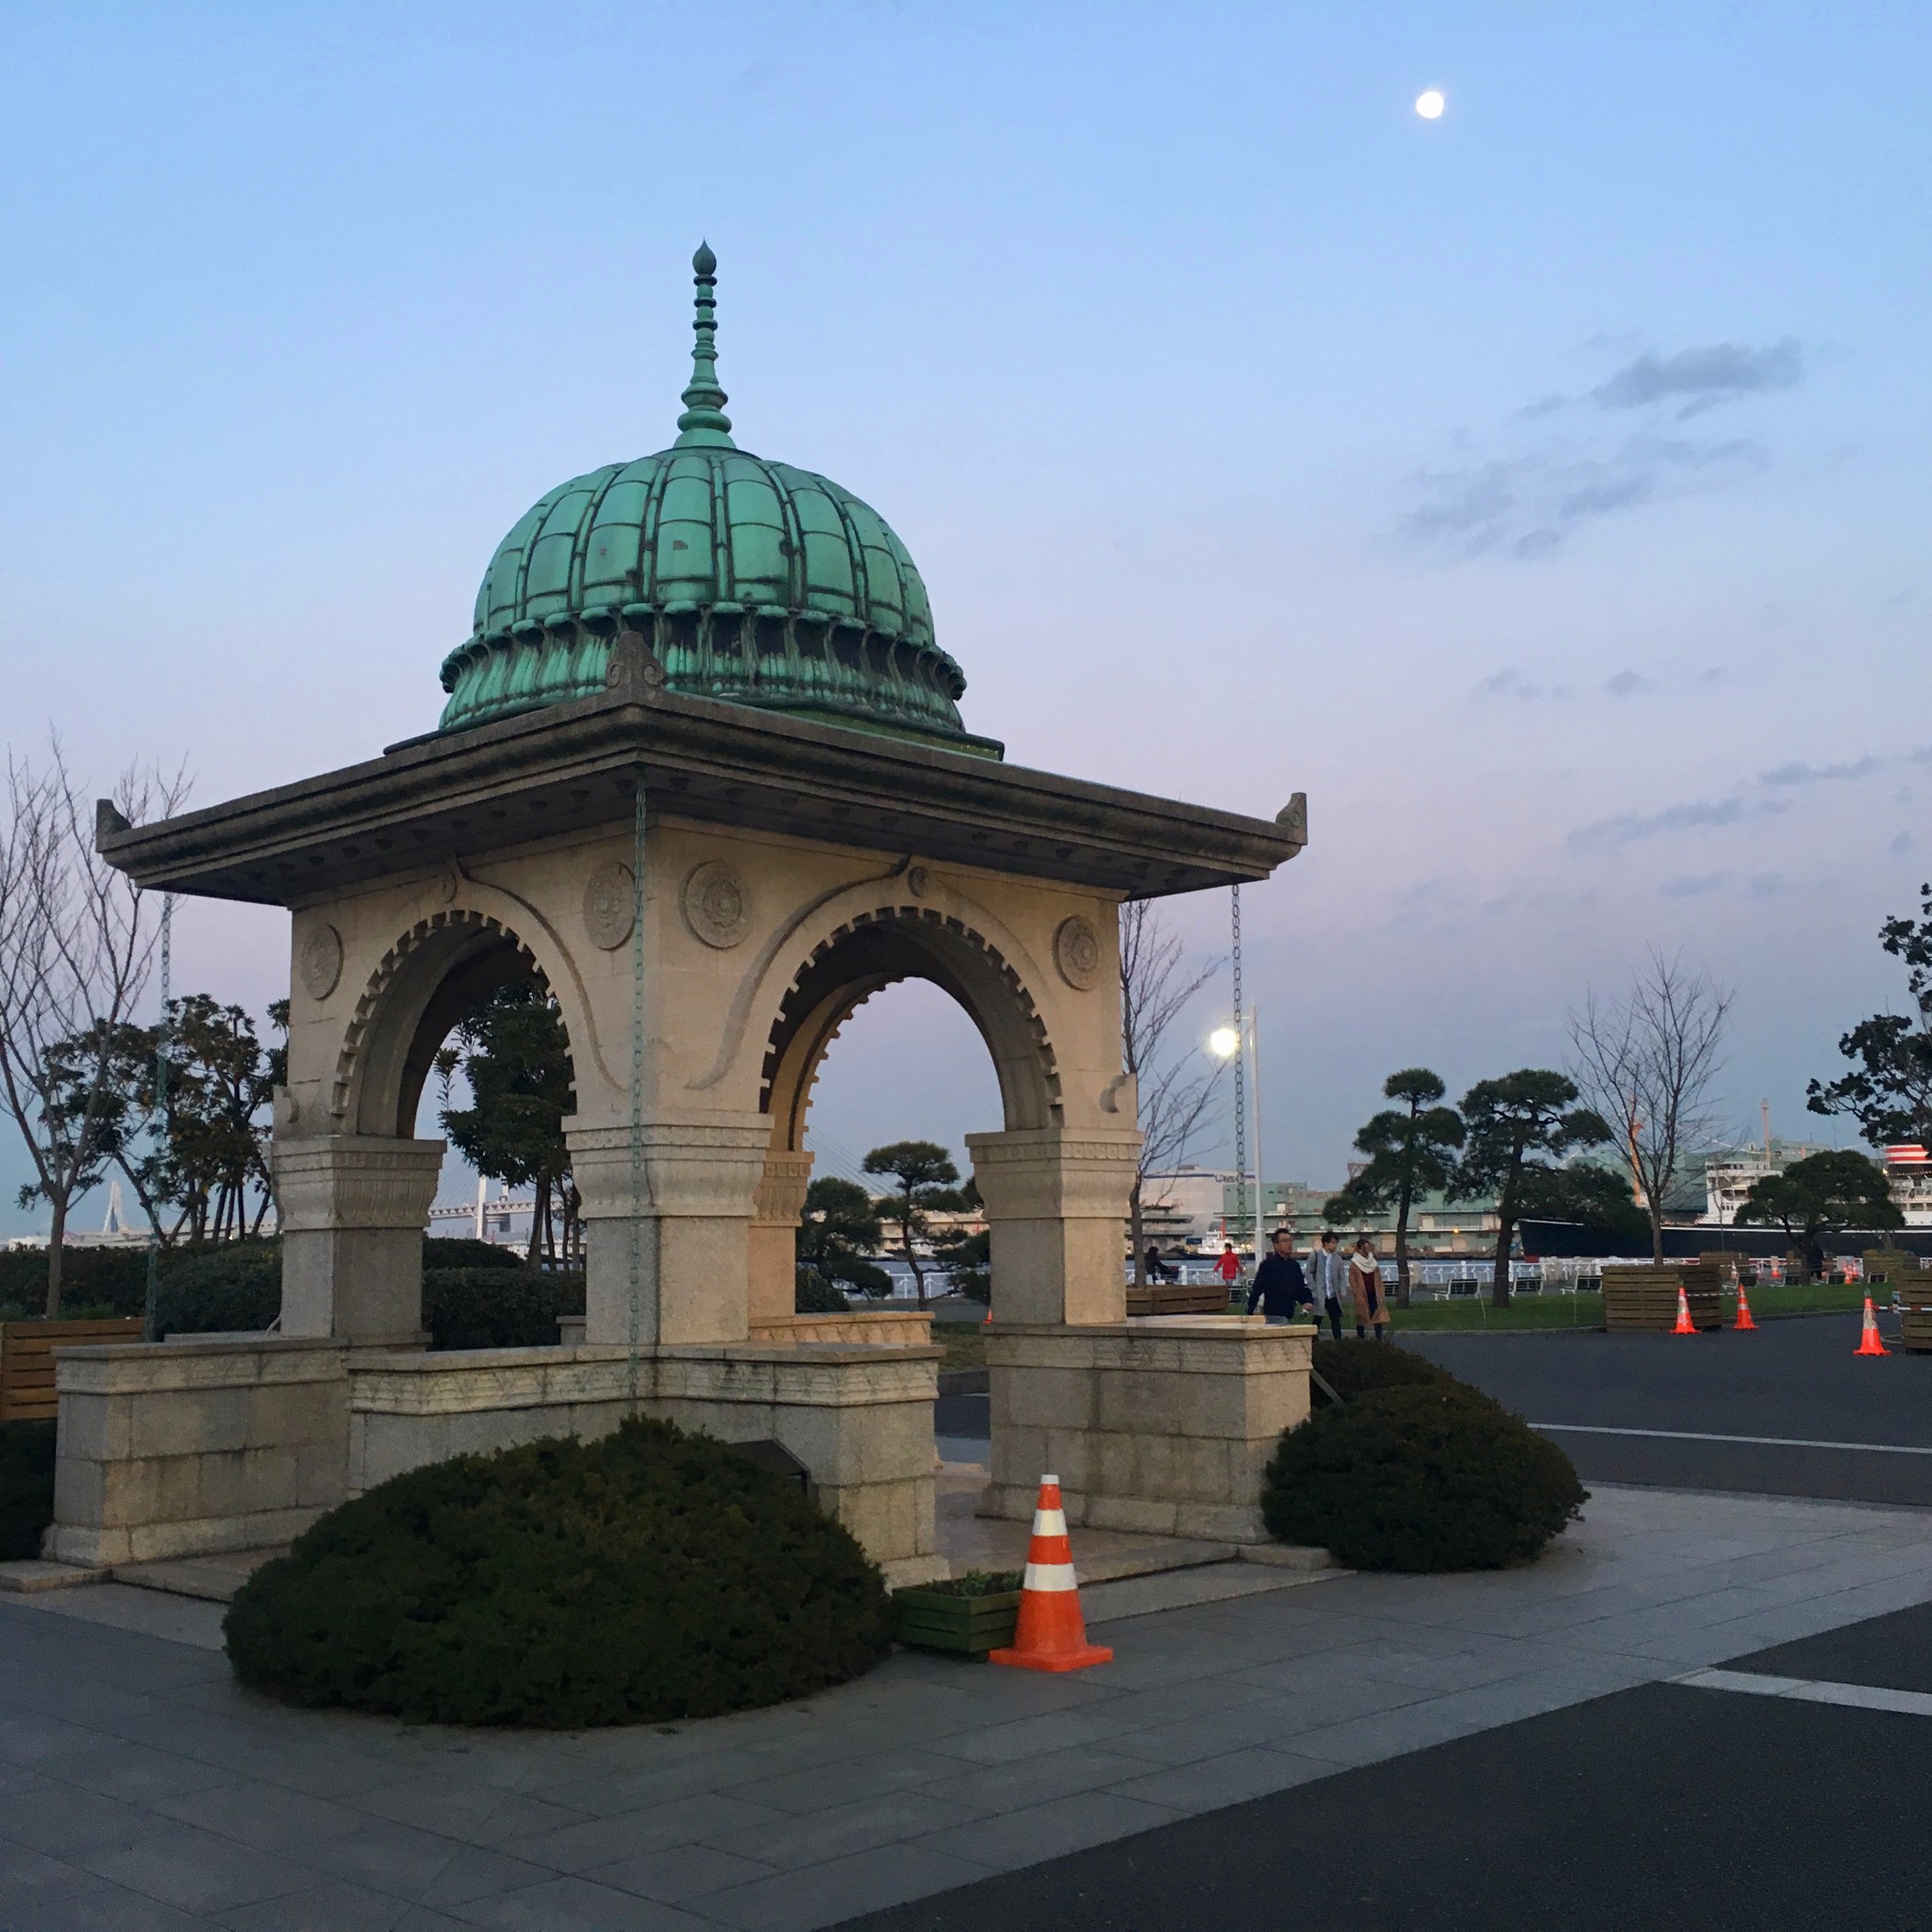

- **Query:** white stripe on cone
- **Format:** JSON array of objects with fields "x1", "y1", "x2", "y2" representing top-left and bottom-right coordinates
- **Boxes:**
[
  {"x1": 1023, "y1": 1562, "x2": 1078, "y2": 1592},
  {"x1": 1032, "y1": 1508, "x2": 1068, "y2": 1537}
]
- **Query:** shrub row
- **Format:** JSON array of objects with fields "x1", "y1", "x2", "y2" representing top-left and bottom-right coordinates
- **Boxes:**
[{"x1": 224, "y1": 1416, "x2": 892, "y2": 1727}]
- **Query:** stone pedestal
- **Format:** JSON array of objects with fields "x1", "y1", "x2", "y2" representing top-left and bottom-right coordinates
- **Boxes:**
[
  {"x1": 982, "y1": 1318, "x2": 1311, "y2": 1542},
  {"x1": 46, "y1": 1338, "x2": 351, "y2": 1567},
  {"x1": 967, "y1": 1126, "x2": 1141, "y2": 1325},
  {"x1": 567, "y1": 1115, "x2": 771, "y2": 1346},
  {"x1": 347, "y1": 1341, "x2": 945, "y2": 1587},
  {"x1": 274, "y1": 1136, "x2": 444, "y2": 1345}
]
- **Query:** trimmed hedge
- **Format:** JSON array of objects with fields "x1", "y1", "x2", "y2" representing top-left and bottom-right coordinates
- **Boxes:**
[
  {"x1": 154, "y1": 1242, "x2": 282, "y2": 1338},
  {"x1": 1311, "y1": 1338, "x2": 1453, "y2": 1405},
  {"x1": 424, "y1": 1269, "x2": 584, "y2": 1350},
  {"x1": 0, "y1": 1421, "x2": 57, "y2": 1561},
  {"x1": 423, "y1": 1238, "x2": 528, "y2": 1272},
  {"x1": 224, "y1": 1417, "x2": 892, "y2": 1727},
  {"x1": 0, "y1": 1247, "x2": 148, "y2": 1319},
  {"x1": 1263, "y1": 1384, "x2": 1586, "y2": 1572}
]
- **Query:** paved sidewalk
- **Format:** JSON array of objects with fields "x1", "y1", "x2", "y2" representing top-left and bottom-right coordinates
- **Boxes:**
[{"x1": 4, "y1": 1484, "x2": 1932, "y2": 1930}]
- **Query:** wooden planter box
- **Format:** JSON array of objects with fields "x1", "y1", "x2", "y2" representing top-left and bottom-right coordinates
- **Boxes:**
[
  {"x1": 1601, "y1": 1264, "x2": 1723, "y2": 1334},
  {"x1": 0, "y1": 1318, "x2": 145, "y2": 1422},
  {"x1": 1126, "y1": 1281, "x2": 1233, "y2": 1317},
  {"x1": 1899, "y1": 1302, "x2": 1932, "y2": 1354},
  {"x1": 892, "y1": 1582, "x2": 1023, "y2": 1657}
]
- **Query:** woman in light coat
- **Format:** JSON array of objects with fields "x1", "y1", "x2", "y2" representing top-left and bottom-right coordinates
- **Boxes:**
[{"x1": 1349, "y1": 1236, "x2": 1391, "y2": 1341}]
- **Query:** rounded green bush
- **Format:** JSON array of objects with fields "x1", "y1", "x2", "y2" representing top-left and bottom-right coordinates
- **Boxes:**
[
  {"x1": 1310, "y1": 1338, "x2": 1452, "y2": 1404},
  {"x1": 1263, "y1": 1385, "x2": 1586, "y2": 1572},
  {"x1": 223, "y1": 1417, "x2": 892, "y2": 1727}
]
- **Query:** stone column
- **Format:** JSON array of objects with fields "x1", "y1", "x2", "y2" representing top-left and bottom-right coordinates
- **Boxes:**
[
  {"x1": 567, "y1": 1113, "x2": 770, "y2": 1346},
  {"x1": 748, "y1": 1150, "x2": 815, "y2": 1327},
  {"x1": 966, "y1": 1126, "x2": 1141, "y2": 1324},
  {"x1": 274, "y1": 1136, "x2": 444, "y2": 1346}
]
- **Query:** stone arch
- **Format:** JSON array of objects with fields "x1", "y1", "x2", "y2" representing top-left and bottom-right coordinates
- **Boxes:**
[
  {"x1": 759, "y1": 904, "x2": 1063, "y2": 1153},
  {"x1": 332, "y1": 908, "x2": 578, "y2": 1138}
]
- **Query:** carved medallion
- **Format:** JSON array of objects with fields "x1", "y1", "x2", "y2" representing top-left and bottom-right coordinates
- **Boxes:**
[
  {"x1": 584, "y1": 861, "x2": 636, "y2": 950},
  {"x1": 682, "y1": 860, "x2": 751, "y2": 949},
  {"x1": 298, "y1": 924, "x2": 343, "y2": 1001},
  {"x1": 907, "y1": 864, "x2": 930, "y2": 898},
  {"x1": 1054, "y1": 914, "x2": 1103, "y2": 991}
]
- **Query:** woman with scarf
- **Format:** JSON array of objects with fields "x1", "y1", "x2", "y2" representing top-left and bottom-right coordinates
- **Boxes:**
[{"x1": 1349, "y1": 1235, "x2": 1391, "y2": 1341}]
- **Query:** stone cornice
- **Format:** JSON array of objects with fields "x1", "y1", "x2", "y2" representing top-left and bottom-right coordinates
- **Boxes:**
[{"x1": 96, "y1": 681, "x2": 1304, "y2": 907}]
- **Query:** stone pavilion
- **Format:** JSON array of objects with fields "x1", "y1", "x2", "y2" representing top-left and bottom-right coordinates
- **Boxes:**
[{"x1": 53, "y1": 248, "x2": 1307, "y2": 1586}]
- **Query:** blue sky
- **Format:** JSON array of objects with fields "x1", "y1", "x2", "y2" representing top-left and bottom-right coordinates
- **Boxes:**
[{"x1": 3, "y1": 2, "x2": 1928, "y2": 1224}]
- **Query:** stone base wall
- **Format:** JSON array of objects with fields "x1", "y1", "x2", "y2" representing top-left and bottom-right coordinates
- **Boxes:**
[
  {"x1": 348, "y1": 1341, "x2": 945, "y2": 1588},
  {"x1": 47, "y1": 1338, "x2": 351, "y2": 1567},
  {"x1": 982, "y1": 1317, "x2": 1310, "y2": 1542}
]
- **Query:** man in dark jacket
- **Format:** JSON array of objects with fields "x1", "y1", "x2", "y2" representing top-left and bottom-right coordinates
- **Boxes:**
[{"x1": 1246, "y1": 1227, "x2": 1313, "y2": 1324}]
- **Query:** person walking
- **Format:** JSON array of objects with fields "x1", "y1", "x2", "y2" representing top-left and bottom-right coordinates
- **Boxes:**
[
  {"x1": 1349, "y1": 1235, "x2": 1391, "y2": 1341},
  {"x1": 1213, "y1": 1241, "x2": 1241, "y2": 1299},
  {"x1": 1308, "y1": 1230, "x2": 1346, "y2": 1340},
  {"x1": 1246, "y1": 1227, "x2": 1313, "y2": 1324}
]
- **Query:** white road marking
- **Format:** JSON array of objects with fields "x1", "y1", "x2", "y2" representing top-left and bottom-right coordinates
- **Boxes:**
[
  {"x1": 1531, "y1": 1423, "x2": 1932, "y2": 1457},
  {"x1": 1675, "y1": 1668, "x2": 1932, "y2": 1718}
]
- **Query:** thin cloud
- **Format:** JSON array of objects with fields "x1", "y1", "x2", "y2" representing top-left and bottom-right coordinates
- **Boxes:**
[
  {"x1": 1472, "y1": 666, "x2": 1567, "y2": 702},
  {"x1": 1604, "y1": 671, "x2": 1653, "y2": 697},
  {"x1": 1400, "y1": 337, "x2": 1800, "y2": 560},
  {"x1": 1591, "y1": 340, "x2": 1804, "y2": 419},
  {"x1": 1762, "y1": 755, "x2": 1882, "y2": 787},
  {"x1": 1568, "y1": 794, "x2": 1787, "y2": 853},
  {"x1": 1657, "y1": 872, "x2": 1733, "y2": 899}
]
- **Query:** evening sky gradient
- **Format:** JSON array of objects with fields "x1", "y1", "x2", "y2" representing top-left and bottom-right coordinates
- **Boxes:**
[{"x1": 2, "y1": 2, "x2": 1926, "y2": 1225}]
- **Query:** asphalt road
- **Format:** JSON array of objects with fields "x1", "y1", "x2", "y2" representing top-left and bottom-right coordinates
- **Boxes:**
[
  {"x1": 840, "y1": 1604, "x2": 1932, "y2": 1932},
  {"x1": 1407, "y1": 1312, "x2": 1932, "y2": 1507}
]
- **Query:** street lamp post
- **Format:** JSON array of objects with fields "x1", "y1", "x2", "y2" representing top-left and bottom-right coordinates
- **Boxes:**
[{"x1": 1208, "y1": 1009, "x2": 1263, "y2": 1274}]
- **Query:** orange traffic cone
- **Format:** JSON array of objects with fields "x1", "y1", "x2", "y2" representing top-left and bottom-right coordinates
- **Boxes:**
[
  {"x1": 1856, "y1": 1295, "x2": 1890, "y2": 1357},
  {"x1": 989, "y1": 1475, "x2": 1113, "y2": 1674},
  {"x1": 1733, "y1": 1282, "x2": 1758, "y2": 1332},
  {"x1": 982, "y1": 1305, "x2": 992, "y2": 1327},
  {"x1": 1673, "y1": 1284, "x2": 1698, "y2": 1335}
]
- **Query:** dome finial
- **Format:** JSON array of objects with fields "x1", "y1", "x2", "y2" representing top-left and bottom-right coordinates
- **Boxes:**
[{"x1": 675, "y1": 241, "x2": 734, "y2": 448}]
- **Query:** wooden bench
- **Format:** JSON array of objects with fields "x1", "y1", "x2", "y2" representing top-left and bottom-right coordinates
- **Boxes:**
[
  {"x1": 1125, "y1": 1281, "x2": 1234, "y2": 1318},
  {"x1": 0, "y1": 1319, "x2": 144, "y2": 1423}
]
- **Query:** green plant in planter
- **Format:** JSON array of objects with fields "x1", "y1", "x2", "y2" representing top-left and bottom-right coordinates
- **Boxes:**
[
  {"x1": 1263, "y1": 1385, "x2": 1586, "y2": 1572},
  {"x1": 224, "y1": 1417, "x2": 891, "y2": 1726},
  {"x1": 893, "y1": 1570, "x2": 1025, "y2": 1656}
]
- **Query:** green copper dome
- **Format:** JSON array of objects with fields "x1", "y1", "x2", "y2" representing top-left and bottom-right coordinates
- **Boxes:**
[{"x1": 439, "y1": 247, "x2": 997, "y2": 757}]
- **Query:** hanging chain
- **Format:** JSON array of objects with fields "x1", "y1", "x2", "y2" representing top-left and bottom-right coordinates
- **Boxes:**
[
  {"x1": 142, "y1": 894, "x2": 174, "y2": 1342},
  {"x1": 1230, "y1": 883, "x2": 1247, "y2": 1254},
  {"x1": 625, "y1": 776, "x2": 646, "y2": 1412}
]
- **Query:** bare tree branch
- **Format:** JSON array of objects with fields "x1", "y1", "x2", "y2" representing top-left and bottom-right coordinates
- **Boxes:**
[
  {"x1": 0, "y1": 733, "x2": 188, "y2": 1312},
  {"x1": 1120, "y1": 900, "x2": 1224, "y2": 1284},
  {"x1": 1567, "y1": 948, "x2": 1734, "y2": 1264}
]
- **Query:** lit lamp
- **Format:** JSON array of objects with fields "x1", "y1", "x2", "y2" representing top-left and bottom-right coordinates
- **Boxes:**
[{"x1": 1208, "y1": 1013, "x2": 1264, "y2": 1270}]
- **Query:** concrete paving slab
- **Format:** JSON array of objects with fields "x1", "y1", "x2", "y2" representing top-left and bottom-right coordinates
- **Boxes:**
[
  {"x1": 113, "y1": 1550, "x2": 285, "y2": 1603},
  {"x1": 0, "y1": 1557, "x2": 104, "y2": 1591}
]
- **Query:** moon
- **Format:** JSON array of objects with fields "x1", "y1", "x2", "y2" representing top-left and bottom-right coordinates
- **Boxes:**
[{"x1": 1415, "y1": 88, "x2": 1445, "y2": 120}]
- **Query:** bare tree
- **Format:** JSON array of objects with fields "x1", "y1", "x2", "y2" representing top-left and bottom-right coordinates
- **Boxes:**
[
  {"x1": 0, "y1": 737, "x2": 185, "y2": 1314},
  {"x1": 1120, "y1": 900, "x2": 1224, "y2": 1286},
  {"x1": 1567, "y1": 949, "x2": 1735, "y2": 1265}
]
